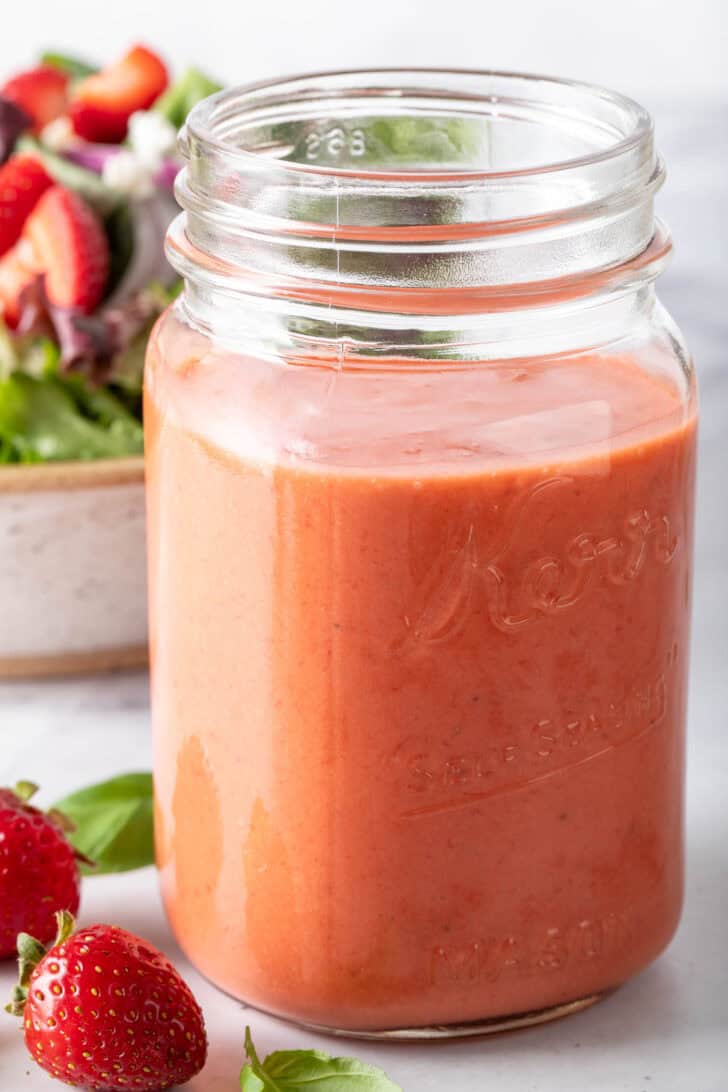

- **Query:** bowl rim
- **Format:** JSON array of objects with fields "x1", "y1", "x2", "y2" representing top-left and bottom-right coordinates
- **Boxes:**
[{"x1": 0, "y1": 455, "x2": 145, "y2": 493}]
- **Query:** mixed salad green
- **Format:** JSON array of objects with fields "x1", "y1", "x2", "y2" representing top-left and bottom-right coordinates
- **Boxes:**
[
  {"x1": 0, "y1": 53, "x2": 492, "y2": 465},
  {"x1": 0, "y1": 47, "x2": 220, "y2": 463}
]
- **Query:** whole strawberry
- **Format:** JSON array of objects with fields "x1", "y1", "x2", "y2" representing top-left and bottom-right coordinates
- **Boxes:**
[
  {"x1": 8, "y1": 911, "x2": 207, "y2": 1091},
  {"x1": 0, "y1": 783, "x2": 80, "y2": 958}
]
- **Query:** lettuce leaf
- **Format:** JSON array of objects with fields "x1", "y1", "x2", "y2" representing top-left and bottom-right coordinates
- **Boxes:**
[
  {"x1": 0, "y1": 371, "x2": 143, "y2": 463},
  {"x1": 0, "y1": 325, "x2": 60, "y2": 380},
  {"x1": 355, "y1": 116, "x2": 485, "y2": 165},
  {"x1": 39, "y1": 51, "x2": 97, "y2": 80},
  {"x1": 155, "y1": 67, "x2": 223, "y2": 129}
]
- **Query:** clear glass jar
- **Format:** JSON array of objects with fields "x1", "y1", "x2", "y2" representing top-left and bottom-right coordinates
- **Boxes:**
[{"x1": 146, "y1": 70, "x2": 697, "y2": 1038}]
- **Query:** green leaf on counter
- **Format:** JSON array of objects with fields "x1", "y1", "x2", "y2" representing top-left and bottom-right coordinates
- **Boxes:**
[
  {"x1": 53, "y1": 773, "x2": 154, "y2": 875},
  {"x1": 155, "y1": 67, "x2": 223, "y2": 129},
  {"x1": 40, "y1": 51, "x2": 97, "y2": 80},
  {"x1": 240, "y1": 1027, "x2": 403, "y2": 1092}
]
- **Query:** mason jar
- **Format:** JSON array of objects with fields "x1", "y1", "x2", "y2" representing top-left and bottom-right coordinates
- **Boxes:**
[{"x1": 146, "y1": 70, "x2": 697, "y2": 1037}]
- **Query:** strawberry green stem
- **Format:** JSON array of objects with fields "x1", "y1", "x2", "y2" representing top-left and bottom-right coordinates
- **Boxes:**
[
  {"x1": 17, "y1": 933, "x2": 47, "y2": 989},
  {"x1": 53, "y1": 910, "x2": 75, "y2": 946},
  {"x1": 13, "y1": 781, "x2": 39, "y2": 803},
  {"x1": 6, "y1": 986, "x2": 27, "y2": 1018},
  {"x1": 5, "y1": 911, "x2": 76, "y2": 1017}
]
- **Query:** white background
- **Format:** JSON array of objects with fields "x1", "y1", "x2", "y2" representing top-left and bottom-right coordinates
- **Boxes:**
[
  {"x1": 1, "y1": 0, "x2": 726, "y2": 104},
  {"x1": 1, "y1": 5, "x2": 727, "y2": 1091}
]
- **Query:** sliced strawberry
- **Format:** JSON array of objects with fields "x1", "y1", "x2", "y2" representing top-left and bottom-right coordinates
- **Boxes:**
[
  {"x1": 23, "y1": 185, "x2": 110, "y2": 312},
  {"x1": 1, "y1": 66, "x2": 69, "y2": 131},
  {"x1": 0, "y1": 155, "x2": 53, "y2": 257},
  {"x1": 0, "y1": 240, "x2": 37, "y2": 327},
  {"x1": 70, "y1": 45, "x2": 168, "y2": 143}
]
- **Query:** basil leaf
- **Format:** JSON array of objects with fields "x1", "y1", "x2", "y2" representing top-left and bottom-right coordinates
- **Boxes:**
[
  {"x1": 53, "y1": 773, "x2": 154, "y2": 875},
  {"x1": 241, "y1": 1027, "x2": 402, "y2": 1092},
  {"x1": 240, "y1": 1069, "x2": 266, "y2": 1092}
]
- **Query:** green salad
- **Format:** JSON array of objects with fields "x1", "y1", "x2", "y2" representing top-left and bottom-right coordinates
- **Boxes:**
[{"x1": 0, "y1": 44, "x2": 220, "y2": 463}]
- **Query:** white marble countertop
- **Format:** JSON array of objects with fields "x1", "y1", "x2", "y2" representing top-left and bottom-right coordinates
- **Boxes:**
[{"x1": 0, "y1": 101, "x2": 727, "y2": 1090}]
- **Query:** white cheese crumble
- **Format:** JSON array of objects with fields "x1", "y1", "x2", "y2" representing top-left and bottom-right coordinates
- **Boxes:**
[
  {"x1": 39, "y1": 116, "x2": 75, "y2": 152},
  {"x1": 101, "y1": 150, "x2": 155, "y2": 199},
  {"x1": 127, "y1": 110, "x2": 177, "y2": 170}
]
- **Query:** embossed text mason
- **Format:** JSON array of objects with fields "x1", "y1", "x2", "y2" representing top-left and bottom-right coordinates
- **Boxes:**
[{"x1": 146, "y1": 70, "x2": 697, "y2": 1037}]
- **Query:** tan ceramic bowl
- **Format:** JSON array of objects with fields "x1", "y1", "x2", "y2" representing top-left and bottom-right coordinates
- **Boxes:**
[{"x1": 0, "y1": 457, "x2": 147, "y2": 678}]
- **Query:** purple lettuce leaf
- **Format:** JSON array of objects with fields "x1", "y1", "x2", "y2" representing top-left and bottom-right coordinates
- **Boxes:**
[
  {"x1": 0, "y1": 97, "x2": 32, "y2": 163},
  {"x1": 14, "y1": 276, "x2": 163, "y2": 383},
  {"x1": 50, "y1": 294, "x2": 162, "y2": 376}
]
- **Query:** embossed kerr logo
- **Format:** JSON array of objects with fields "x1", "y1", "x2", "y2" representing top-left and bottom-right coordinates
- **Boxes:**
[{"x1": 398, "y1": 475, "x2": 679, "y2": 647}]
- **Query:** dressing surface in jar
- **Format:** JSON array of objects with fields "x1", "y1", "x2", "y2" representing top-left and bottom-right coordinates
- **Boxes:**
[{"x1": 146, "y1": 70, "x2": 697, "y2": 1037}]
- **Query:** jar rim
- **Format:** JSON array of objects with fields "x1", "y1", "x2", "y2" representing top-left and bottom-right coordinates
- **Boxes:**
[
  {"x1": 173, "y1": 68, "x2": 666, "y2": 303},
  {"x1": 184, "y1": 67, "x2": 654, "y2": 184}
]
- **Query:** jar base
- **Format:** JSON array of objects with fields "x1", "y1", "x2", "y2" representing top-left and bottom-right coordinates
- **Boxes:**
[{"x1": 241, "y1": 990, "x2": 611, "y2": 1041}]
